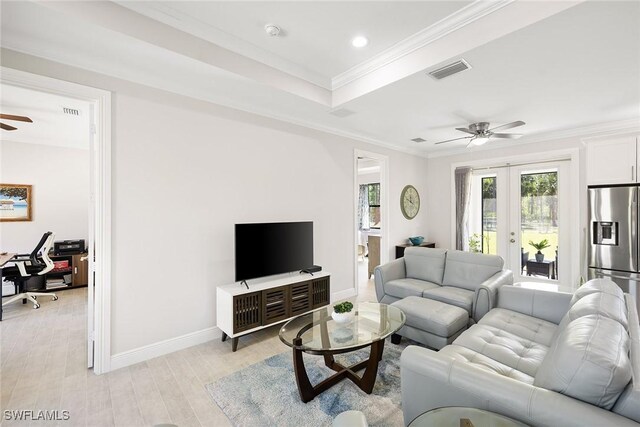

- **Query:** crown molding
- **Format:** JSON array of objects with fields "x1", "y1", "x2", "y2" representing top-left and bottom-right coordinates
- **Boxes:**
[
  {"x1": 331, "y1": 0, "x2": 514, "y2": 90},
  {"x1": 425, "y1": 118, "x2": 640, "y2": 159}
]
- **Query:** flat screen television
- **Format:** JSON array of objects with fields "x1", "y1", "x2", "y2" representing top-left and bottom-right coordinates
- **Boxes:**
[{"x1": 235, "y1": 221, "x2": 313, "y2": 282}]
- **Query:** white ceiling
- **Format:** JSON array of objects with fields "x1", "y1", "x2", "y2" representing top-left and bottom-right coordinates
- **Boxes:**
[
  {"x1": 0, "y1": 84, "x2": 91, "y2": 150},
  {"x1": 1, "y1": 1, "x2": 639, "y2": 157},
  {"x1": 117, "y1": 1, "x2": 471, "y2": 88}
]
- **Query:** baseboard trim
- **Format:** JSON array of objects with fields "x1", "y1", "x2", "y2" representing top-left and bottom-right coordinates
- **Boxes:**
[
  {"x1": 110, "y1": 326, "x2": 222, "y2": 371},
  {"x1": 331, "y1": 287, "x2": 357, "y2": 302}
]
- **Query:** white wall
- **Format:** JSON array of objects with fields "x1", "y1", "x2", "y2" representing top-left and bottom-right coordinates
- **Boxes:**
[
  {"x1": 0, "y1": 141, "x2": 89, "y2": 253},
  {"x1": 1, "y1": 49, "x2": 429, "y2": 357}
]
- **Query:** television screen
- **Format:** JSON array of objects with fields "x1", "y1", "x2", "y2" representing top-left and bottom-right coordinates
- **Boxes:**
[{"x1": 235, "y1": 221, "x2": 313, "y2": 282}]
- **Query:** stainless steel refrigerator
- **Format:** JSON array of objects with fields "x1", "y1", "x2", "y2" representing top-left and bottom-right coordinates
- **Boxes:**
[{"x1": 588, "y1": 185, "x2": 640, "y2": 311}]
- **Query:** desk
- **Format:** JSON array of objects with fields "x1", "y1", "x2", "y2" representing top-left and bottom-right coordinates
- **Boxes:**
[
  {"x1": 526, "y1": 259, "x2": 556, "y2": 280},
  {"x1": 0, "y1": 252, "x2": 17, "y2": 321}
]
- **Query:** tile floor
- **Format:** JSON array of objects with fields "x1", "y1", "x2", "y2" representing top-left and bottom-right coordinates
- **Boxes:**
[{"x1": 1, "y1": 269, "x2": 378, "y2": 426}]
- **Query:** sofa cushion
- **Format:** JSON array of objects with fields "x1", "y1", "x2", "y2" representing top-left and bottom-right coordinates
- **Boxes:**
[
  {"x1": 404, "y1": 247, "x2": 447, "y2": 285},
  {"x1": 567, "y1": 292, "x2": 628, "y2": 329},
  {"x1": 612, "y1": 294, "x2": 640, "y2": 423},
  {"x1": 534, "y1": 314, "x2": 632, "y2": 410},
  {"x1": 391, "y1": 296, "x2": 468, "y2": 337},
  {"x1": 422, "y1": 286, "x2": 474, "y2": 314},
  {"x1": 442, "y1": 250, "x2": 503, "y2": 291},
  {"x1": 479, "y1": 308, "x2": 557, "y2": 347},
  {"x1": 384, "y1": 278, "x2": 439, "y2": 299},
  {"x1": 438, "y1": 344, "x2": 535, "y2": 384},
  {"x1": 570, "y1": 278, "x2": 624, "y2": 306},
  {"x1": 453, "y1": 324, "x2": 548, "y2": 377}
]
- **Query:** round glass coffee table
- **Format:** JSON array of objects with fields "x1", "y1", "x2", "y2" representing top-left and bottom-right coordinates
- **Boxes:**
[
  {"x1": 409, "y1": 407, "x2": 529, "y2": 427},
  {"x1": 279, "y1": 302, "x2": 405, "y2": 402}
]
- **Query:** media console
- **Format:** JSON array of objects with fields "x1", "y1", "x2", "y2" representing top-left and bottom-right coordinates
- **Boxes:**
[{"x1": 216, "y1": 272, "x2": 331, "y2": 351}]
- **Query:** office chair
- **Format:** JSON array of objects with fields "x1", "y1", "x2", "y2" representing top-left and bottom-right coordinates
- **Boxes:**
[{"x1": 2, "y1": 232, "x2": 58, "y2": 310}]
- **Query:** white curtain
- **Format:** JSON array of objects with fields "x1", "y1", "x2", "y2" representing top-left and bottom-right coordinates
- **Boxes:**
[
  {"x1": 455, "y1": 167, "x2": 473, "y2": 250},
  {"x1": 358, "y1": 184, "x2": 370, "y2": 231}
]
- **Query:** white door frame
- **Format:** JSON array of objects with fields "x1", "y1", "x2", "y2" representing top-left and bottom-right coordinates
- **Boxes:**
[
  {"x1": 353, "y1": 149, "x2": 389, "y2": 296},
  {"x1": 450, "y1": 148, "x2": 580, "y2": 291},
  {"x1": 1, "y1": 67, "x2": 112, "y2": 374}
]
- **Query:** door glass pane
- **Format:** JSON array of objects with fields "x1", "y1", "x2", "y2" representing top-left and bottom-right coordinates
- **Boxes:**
[
  {"x1": 521, "y1": 171, "x2": 558, "y2": 280},
  {"x1": 481, "y1": 177, "x2": 497, "y2": 254}
]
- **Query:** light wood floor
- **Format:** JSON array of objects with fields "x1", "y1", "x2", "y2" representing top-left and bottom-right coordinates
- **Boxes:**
[{"x1": 1, "y1": 272, "x2": 378, "y2": 426}]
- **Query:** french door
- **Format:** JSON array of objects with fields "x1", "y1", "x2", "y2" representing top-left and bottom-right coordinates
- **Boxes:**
[{"x1": 469, "y1": 161, "x2": 571, "y2": 286}]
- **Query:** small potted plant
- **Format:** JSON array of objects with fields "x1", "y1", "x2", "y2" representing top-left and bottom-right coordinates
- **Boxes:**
[
  {"x1": 529, "y1": 239, "x2": 551, "y2": 262},
  {"x1": 331, "y1": 301, "x2": 354, "y2": 324}
]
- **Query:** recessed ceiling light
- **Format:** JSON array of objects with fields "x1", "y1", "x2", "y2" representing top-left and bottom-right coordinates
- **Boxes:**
[{"x1": 351, "y1": 36, "x2": 368, "y2": 48}]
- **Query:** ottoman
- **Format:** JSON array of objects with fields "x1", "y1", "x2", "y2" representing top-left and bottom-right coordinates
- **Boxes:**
[{"x1": 390, "y1": 296, "x2": 468, "y2": 350}]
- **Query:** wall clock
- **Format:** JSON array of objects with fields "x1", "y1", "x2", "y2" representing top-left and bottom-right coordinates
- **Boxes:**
[{"x1": 401, "y1": 185, "x2": 420, "y2": 220}]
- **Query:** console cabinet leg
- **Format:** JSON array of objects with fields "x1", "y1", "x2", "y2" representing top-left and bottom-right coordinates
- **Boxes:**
[
  {"x1": 232, "y1": 337, "x2": 239, "y2": 352},
  {"x1": 221, "y1": 332, "x2": 227, "y2": 342},
  {"x1": 391, "y1": 333, "x2": 401, "y2": 344}
]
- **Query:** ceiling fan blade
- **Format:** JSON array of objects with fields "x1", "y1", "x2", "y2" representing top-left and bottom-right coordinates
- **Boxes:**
[
  {"x1": 488, "y1": 120, "x2": 525, "y2": 132},
  {"x1": 434, "y1": 136, "x2": 473, "y2": 145},
  {"x1": 455, "y1": 127, "x2": 477, "y2": 135},
  {"x1": 0, "y1": 114, "x2": 33, "y2": 123},
  {"x1": 491, "y1": 133, "x2": 523, "y2": 139},
  {"x1": 0, "y1": 122, "x2": 18, "y2": 131}
]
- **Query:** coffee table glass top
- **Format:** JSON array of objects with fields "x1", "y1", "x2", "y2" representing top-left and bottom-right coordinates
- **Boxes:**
[
  {"x1": 409, "y1": 407, "x2": 529, "y2": 427},
  {"x1": 279, "y1": 302, "x2": 405, "y2": 353}
]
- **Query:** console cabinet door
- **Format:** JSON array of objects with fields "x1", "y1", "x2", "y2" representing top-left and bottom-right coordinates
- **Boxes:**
[
  {"x1": 262, "y1": 286, "x2": 290, "y2": 325},
  {"x1": 586, "y1": 136, "x2": 638, "y2": 185}
]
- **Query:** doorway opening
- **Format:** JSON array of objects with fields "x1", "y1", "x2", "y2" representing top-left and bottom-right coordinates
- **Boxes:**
[
  {"x1": 1, "y1": 67, "x2": 112, "y2": 374},
  {"x1": 354, "y1": 151, "x2": 389, "y2": 301}
]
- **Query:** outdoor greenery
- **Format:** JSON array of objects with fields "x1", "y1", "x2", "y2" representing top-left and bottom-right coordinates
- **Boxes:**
[
  {"x1": 469, "y1": 233, "x2": 482, "y2": 253},
  {"x1": 482, "y1": 230, "x2": 558, "y2": 260},
  {"x1": 333, "y1": 301, "x2": 354, "y2": 314}
]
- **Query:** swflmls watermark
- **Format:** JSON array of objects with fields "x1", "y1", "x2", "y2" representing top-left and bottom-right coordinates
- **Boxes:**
[{"x1": 4, "y1": 410, "x2": 70, "y2": 421}]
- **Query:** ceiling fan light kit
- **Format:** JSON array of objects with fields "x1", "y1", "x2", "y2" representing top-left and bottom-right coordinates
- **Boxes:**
[
  {"x1": 471, "y1": 136, "x2": 489, "y2": 146},
  {"x1": 264, "y1": 24, "x2": 281, "y2": 37}
]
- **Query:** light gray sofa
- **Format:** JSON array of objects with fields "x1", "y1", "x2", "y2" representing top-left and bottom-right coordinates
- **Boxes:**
[
  {"x1": 374, "y1": 248, "x2": 513, "y2": 323},
  {"x1": 400, "y1": 279, "x2": 640, "y2": 427}
]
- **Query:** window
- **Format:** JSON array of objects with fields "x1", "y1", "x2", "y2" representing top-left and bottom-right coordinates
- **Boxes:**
[
  {"x1": 481, "y1": 176, "x2": 497, "y2": 254},
  {"x1": 367, "y1": 183, "x2": 380, "y2": 229}
]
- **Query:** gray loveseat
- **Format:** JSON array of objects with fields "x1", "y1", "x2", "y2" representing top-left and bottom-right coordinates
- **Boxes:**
[
  {"x1": 374, "y1": 247, "x2": 513, "y2": 323},
  {"x1": 401, "y1": 279, "x2": 640, "y2": 426}
]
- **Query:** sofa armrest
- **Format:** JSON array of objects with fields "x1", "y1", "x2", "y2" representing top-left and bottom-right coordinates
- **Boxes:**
[
  {"x1": 373, "y1": 258, "x2": 406, "y2": 302},
  {"x1": 497, "y1": 286, "x2": 572, "y2": 324},
  {"x1": 400, "y1": 345, "x2": 639, "y2": 427},
  {"x1": 473, "y1": 270, "x2": 513, "y2": 322}
]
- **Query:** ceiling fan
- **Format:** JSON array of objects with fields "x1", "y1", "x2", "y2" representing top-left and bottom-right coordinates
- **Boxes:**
[
  {"x1": 432, "y1": 121, "x2": 526, "y2": 147},
  {"x1": 0, "y1": 113, "x2": 33, "y2": 131}
]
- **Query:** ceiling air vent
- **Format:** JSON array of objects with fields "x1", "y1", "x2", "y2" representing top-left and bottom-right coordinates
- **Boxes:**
[
  {"x1": 63, "y1": 107, "x2": 81, "y2": 116},
  {"x1": 411, "y1": 137, "x2": 426, "y2": 143},
  {"x1": 428, "y1": 59, "x2": 471, "y2": 80},
  {"x1": 329, "y1": 108, "x2": 355, "y2": 118}
]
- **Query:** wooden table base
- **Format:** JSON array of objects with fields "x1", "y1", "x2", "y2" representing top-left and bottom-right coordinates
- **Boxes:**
[{"x1": 292, "y1": 337, "x2": 385, "y2": 403}]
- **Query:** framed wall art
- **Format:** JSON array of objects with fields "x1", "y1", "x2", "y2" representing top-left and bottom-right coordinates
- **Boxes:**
[{"x1": 0, "y1": 183, "x2": 32, "y2": 222}]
